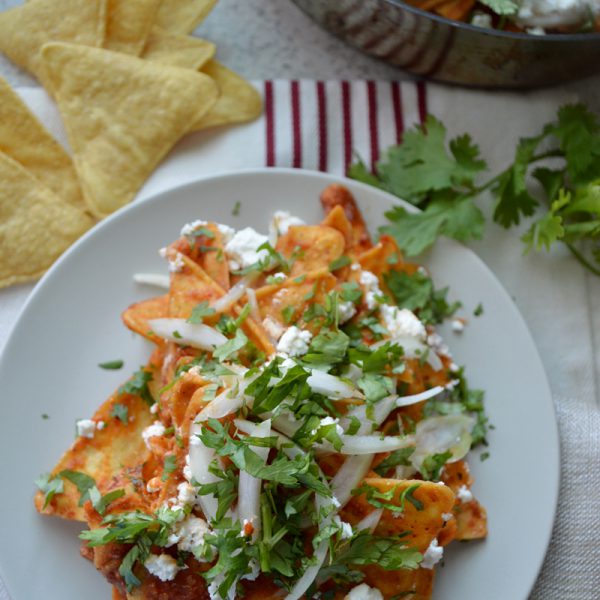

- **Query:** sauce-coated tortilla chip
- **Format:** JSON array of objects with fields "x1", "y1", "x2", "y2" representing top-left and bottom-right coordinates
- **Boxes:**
[
  {"x1": 41, "y1": 42, "x2": 218, "y2": 218},
  {"x1": 362, "y1": 566, "x2": 434, "y2": 600},
  {"x1": 0, "y1": 151, "x2": 93, "y2": 288},
  {"x1": 0, "y1": 0, "x2": 106, "y2": 88},
  {"x1": 34, "y1": 390, "x2": 153, "y2": 521},
  {"x1": 320, "y1": 184, "x2": 373, "y2": 253},
  {"x1": 122, "y1": 295, "x2": 169, "y2": 343},
  {"x1": 104, "y1": 0, "x2": 161, "y2": 56},
  {"x1": 142, "y1": 27, "x2": 216, "y2": 70},
  {"x1": 193, "y1": 61, "x2": 263, "y2": 130},
  {"x1": 155, "y1": 0, "x2": 217, "y2": 34},
  {"x1": 0, "y1": 76, "x2": 86, "y2": 211}
]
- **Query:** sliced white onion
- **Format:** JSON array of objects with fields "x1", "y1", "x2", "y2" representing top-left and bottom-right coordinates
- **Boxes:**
[
  {"x1": 342, "y1": 395, "x2": 398, "y2": 434},
  {"x1": 317, "y1": 433, "x2": 415, "y2": 456},
  {"x1": 188, "y1": 423, "x2": 222, "y2": 521},
  {"x1": 271, "y1": 414, "x2": 302, "y2": 438},
  {"x1": 236, "y1": 419, "x2": 271, "y2": 540},
  {"x1": 396, "y1": 386, "x2": 445, "y2": 407},
  {"x1": 285, "y1": 539, "x2": 328, "y2": 600},
  {"x1": 355, "y1": 508, "x2": 383, "y2": 533},
  {"x1": 133, "y1": 273, "x2": 170, "y2": 289},
  {"x1": 148, "y1": 318, "x2": 227, "y2": 350},
  {"x1": 307, "y1": 370, "x2": 360, "y2": 400},
  {"x1": 196, "y1": 389, "x2": 245, "y2": 422},
  {"x1": 411, "y1": 414, "x2": 475, "y2": 470},
  {"x1": 211, "y1": 277, "x2": 249, "y2": 313},
  {"x1": 330, "y1": 455, "x2": 374, "y2": 507},
  {"x1": 245, "y1": 288, "x2": 261, "y2": 322}
]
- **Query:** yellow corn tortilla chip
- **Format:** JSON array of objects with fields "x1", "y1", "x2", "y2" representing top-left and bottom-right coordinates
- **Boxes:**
[
  {"x1": 155, "y1": 0, "x2": 217, "y2": 34},
  {"x1": 0, "y1": 0, "x2": 107, "y2": 88},
  {"x1": 193, "y1": 60, "x2": 263, "y2": 130},
  {"x1": 104, "y1": 0, "x2": 161, "y2": 56},
  {"x1": 41, "y1": 42, "x2": 218, "y2": 218},
  {"x1": 0, "y1": 76, "x2": 86, "y2": 211},
  {"x1": 142, "y1": 27, "x2": 216, "y2": 70},
  {"x1": 0, "y1": 151, "x2": 93, "y2": 288}
]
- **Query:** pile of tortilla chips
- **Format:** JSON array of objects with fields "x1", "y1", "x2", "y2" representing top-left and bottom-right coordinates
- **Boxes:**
[{"x1": 0, "y1": 0, "x2": 262, "y2": 288}]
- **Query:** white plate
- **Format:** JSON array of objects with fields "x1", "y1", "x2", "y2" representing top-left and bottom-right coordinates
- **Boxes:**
[{"x1": 0, "y1": 168, "x2": 558, "y2": 600}]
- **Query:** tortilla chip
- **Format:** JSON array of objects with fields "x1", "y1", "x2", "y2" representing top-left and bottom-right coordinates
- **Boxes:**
[
  {"x1": 155, "y1": 0, "x2": 217, "y2": 34},
  {"x1": 122, "y1": 295, "x2": 169, "y2": 343},
  {"x1": 34, "y1": 389, "x2": 154, "y2": 521},
  {"x1": 320, "y1": 184, "x2": 373, "y2": 253},
  {"x1": 0, "y1": 0, "x2": 107, "y2": 88},
  {"x1": 142, "y1": 27, "x2": 216, "y2": 70},
  {"x1": 40, "y1": 42, "x2": 218, "y2": 217},
  {"x1": 0, "y1": 151, "x2": 93, "y2": 288},
  {"x1": 193, "y1": 60, "x2": 262, "y2": 130},
  {"x1": 0, "y1": 77, "x2": 86, "y2": 211},
  {"x1": 104, "y1": 0, "x2": 161, "y2": 55}
]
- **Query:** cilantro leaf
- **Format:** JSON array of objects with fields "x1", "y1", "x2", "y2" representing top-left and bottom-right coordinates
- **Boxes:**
[
  {"x1": 373, "y1": 447, "x2": 415, "y2": 476},
  {"x1": 59, "y1": 470, "x2": 96, "y2": 506},
  {"x1": 90, "y1": 487, "x2": 126, "y2": 516},
  {"x1": 329, "y1": 255, "x2": 351, "y2": 271},
  {"x1": 478, "y1": 0, "x2": 518, "y2": 14},
  {"x1": 118, "y1": 367, "x2": 154, "y2": 406},
  {"x1": 336, "y1": 532, "x2": 422, "y2": 570},
  {"x1": 98, "y1": 359, "x2": 123, "y2": 370},
  {"x1": 162, "y1": 455, "x2": 177, "y2": 482},
  {"x1": 110, "y1": 402, "x2": 129, "y2": 424},
  {"x1": 187, "y1": 301, "x2": 216, "y2": 324},
  {"x1": 419, "y1": 451, "x2": 452, "y2": 481},
  {"x1": 35, "y1": 473, "x2": 64, "y2": 509},
  {"x1": 213, "y1": 328, "x2": 248, "y2": 362},
  {"x1": 304, "y1": 329, "x2": 350, "y2": 366}
]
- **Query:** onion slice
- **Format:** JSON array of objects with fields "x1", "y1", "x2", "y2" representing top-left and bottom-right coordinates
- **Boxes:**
[
  {"x1": 133, "y1": 273, "x2": 170, "y2": 289},
  {"x1": 236, "y1": 419, "x2": 271, "y2": 540},
  {"x1": 355, "y1": 508, "x2": 383, "y2": 533},
  {"x1": 196, "y1": 389, "x2": 245, "y2": 422},
  {"x1": 211, "y1": 274, "x2": 258, "y2": 313},
  {"x1": 342, "y1": 395, "x2": 397, "y2": 434},
  {"x1": 307, "y1": 370, "x2": 360, "y2": 400},
  {"x1": 148, "y1": 318, "x2": 227, "y2": 350},
  {"x1": 245, "y1": 288, "x2": 261, "y2": 322},
  {"x1": 330, "y1": 455, "x2": 374, "y2": 507},
  {"x1": 396, "y1": 386, "x2": 445, "y2": 407},
  {"x1": 317, "y1": 433, "x2": 415, "y2": 456}
]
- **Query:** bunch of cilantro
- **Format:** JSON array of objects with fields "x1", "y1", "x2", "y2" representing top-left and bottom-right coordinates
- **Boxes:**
[{"x1": 350, "y1": 104, "x2": 600, "y2": 275}]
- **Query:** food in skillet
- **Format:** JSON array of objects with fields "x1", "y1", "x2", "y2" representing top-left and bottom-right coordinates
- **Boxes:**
[
  {"x1": 34, "y1": 185, "x2": 488, "y2": 599},
  {"x1": 404, "y1": 0, "x2": 600, "y2": 34}
]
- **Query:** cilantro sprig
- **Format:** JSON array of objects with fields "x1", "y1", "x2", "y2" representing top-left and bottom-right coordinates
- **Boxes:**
[{"x1": 350, "y1": 105, "x2": 600, "y2": 276}]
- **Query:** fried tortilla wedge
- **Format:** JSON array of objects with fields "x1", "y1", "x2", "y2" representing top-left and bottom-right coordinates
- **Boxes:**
[
  {"x1": 0, "y1": 0, "x2": 106, "y2": 88},
  {"x1": 34, "y1": 390, "x2": 153, "y2": 521},
  {"x1": 0, "y1": 151, "x2": 93, "y2": 288},
  {"x1": 142, "y1": 27, "x2": 216, "y2": 70},
  {"x1": 104, "y1": 0, "x2": 161, "y2": 55},
  {"x1": 193, "y1": 61, "x2": 263, "y2": 130},
  {"x1": 40, "y1": 42, "x2": 218, "y2": 217},
  {"x1": 122, "y1": 295, "x2": 169, "y2": 343},
  {"x1": 0, "y1": 76, "x2": 86, "y2": 211},
  {"x1": 155, "y1": 0, "x2": 217, "y2": 34}
]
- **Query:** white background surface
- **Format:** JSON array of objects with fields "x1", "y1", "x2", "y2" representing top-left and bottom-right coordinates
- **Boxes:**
[{"x1": 0, "y1": 0, "x2": 599, "y2": 598}]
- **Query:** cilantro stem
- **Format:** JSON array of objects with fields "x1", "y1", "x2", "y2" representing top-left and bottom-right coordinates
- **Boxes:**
[{"x1": 565, "y1": 242, "x2": 600, "y2": 276}]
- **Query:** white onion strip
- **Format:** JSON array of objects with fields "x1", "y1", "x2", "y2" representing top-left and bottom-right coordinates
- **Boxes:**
[
  {"x1": 355, "y1": 508, "x2": 383, "y2": 533},
  {"x1": 342, "y1": 395, "x2": 397, "y2": 435},
  {"x1": 148, "y1": 318, "x2": 227, "y2": 350},
  {"x1": 245, "y1": 288, "x2": 261, "y2": 322},
  {"x1": 307, "y1": 370, "x2": 361, "y2": 400},
  {"x1": 133, "y1": 273, "x2": 170, "y2": 289},
  {"x1": 317, "y1": 433, "x2": 415, "y2": 456},
  {"x1": 330, "y1": 455, "x2": 374, "y2": 507},
  {"x1": 374, "y1": 336, "x2": 443, "y2": 371},
  {"x1": 196, "y1": 389, "x2": 245, "y2": 422},
  {"x1": 235, "y1": 419, "x2": 271, "y2": 540},
  {"x1": 396, "y1": 386, "x2": 445, "y2": 407},
  {"x1": 211, "y1": 277, "x2": 250, "y2": 312}
]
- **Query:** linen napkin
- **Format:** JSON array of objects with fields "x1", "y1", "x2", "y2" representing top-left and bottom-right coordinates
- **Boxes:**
[{"x1": 1, "y1": 80, "x2": 598, "y2": 600}]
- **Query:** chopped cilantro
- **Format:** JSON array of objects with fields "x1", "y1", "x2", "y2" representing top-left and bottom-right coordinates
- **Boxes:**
[
  {"x1": 232, "y1": 201, "x2": 241, "y2": 216},
  {"x1": 474, "y1": 302, "x2": 484, "y2": 317},
  {"x1": 90, "y1": 487, "x2": 125, "y2": 516},
  {"x1": 59, "y1": 470, "x2": 96, "y2": 506},
  {"x1": 374, "y1": 447, "x2": 415, "y2": 476},
  {"x1": 340, "y1": 281, "x2": 363, "y2": 304},
  {"x1": 213, "y1": 328, "x2": 248, "y2": 362},
  {"x1": 281, "y1": 306, "x2": 296, "y2": 324},
  {"x1": 187, "y1": 300, "x2": 216, "y2": 324},
  {"x1": 480, "y1": 451, "x2": 491, "y2": 461},
  {"x1": 110, "y1": 403, "x2": 129, "y2": 424},
  {"x1": 162, "y1": 455, "x2": 177, "y2": 481},
  {"x1": 329, "y1": 255, "x2": 352, "y2": 271},
  {"x1": 419, "y1": 451, "x2": 452, "y2": 481},
  {"x1": 118, "y1": 367, "x2": 154, "y2": 406},
  {"x1": 98, "y1": 359, "x2": 124, "y2": 370},
  {"x1": 195, "y1": 461, "x2": 239, "y2": 521},
  {"x1": 41, "y1": 413, "x2": 49, "y2": 420},
  {"x1": 35, "y1": 473, "x2": 64, "y2": 509}
]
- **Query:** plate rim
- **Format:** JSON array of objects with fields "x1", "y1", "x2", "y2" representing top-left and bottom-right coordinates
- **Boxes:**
[{"x1": 0, "y1": 167, "x2": 560, "y2": 599}]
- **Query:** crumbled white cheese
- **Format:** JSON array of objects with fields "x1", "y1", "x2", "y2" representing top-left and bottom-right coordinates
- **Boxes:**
[
  {"x1": 338, "y1": 300, "x2": 356, "y2": 324},
  {"x1": 333, "y1": 515, "x2": 354, "y2": 540},
  {"x1": 269, "y1": 210, "x2": 305, "y2": 239},
  {"x1": 76, "y1": 419, "x2": 96, "y2": 439},
  {"x1": 167, "y1": 515, "x2": 210, "y2": 552},
  {"x1": 142, "y1": 421, "x2": 166, "y2": 449},
  {"x1": 457, "y1": 485, "x2": 473, "y2": 503},
  {"x1": 345, "y1": 583, "x2": 384, "y2": 600},
  {"x1": 180, "y1": 219, "x2": 208, "y2": 237},
  {"x1": 421, "y1": 538, "x2": 444, "y2": 569},
  {"x1": 359, "y1": 270, "x2": 383, "y2": 310},
  {"x1": 144, "y1": 553, "x2": 181, "y2": 581},
  {"x1": 225, "y1": 227, "x2": 269, "y2": 270},
  {"x1": 449, "y1": 362, "x2": 460, "y2": 373},
  {"x1": 331, "y1": 496, "x2": 341, "y2": 508},
  {"x1": 217, "y1": 223, "x2": 235, "y2": 244},
  {"x1": 471, "y1": 12, "x2": 492, "y2": 27},
  {"x1": 427, "y1": 332, "x2": 451, "y2": 357},
  {"x1": 318, "y1": 416, "x2": 344, "y2": 436},
  {"x1": 350, "y1": 263, "x2": 361, "y2": 271},
  {"x1": 441, "y1": 512, "x2": 453, "y2": 522},
  {"x1": 158, "y1": 247, "x2": 168, "y2": 258},
  {"x1": 168, "y1": 252, "x2": 185, "y2": 273},
  {"x1": 263, "y1": 316, "x2": 285, "y2": 341},
  {"x1": 150, "y1": 402, "x2": 159, "y2": 414},
  {"x1": 183, "y1": 454, "x2": 192, "y2": 481},
  {"x1": 451, "y1": 318, "x2": 465, "y2": 333},
  {"x1": 177, "y1": 482, "x2": 196, "y2": 507},
  {"x1": 380, "y1": 305, "x2": 426, "y2": 340},
  {"x1": 96, "y1": 420, "x2": 106, "y2": 431},
  {"x1": 527, "y1": 25, "x2": 547, "y2": 33},
  {"x1": 276, "y1": 326, "x2": 312, "y2": 356}
]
